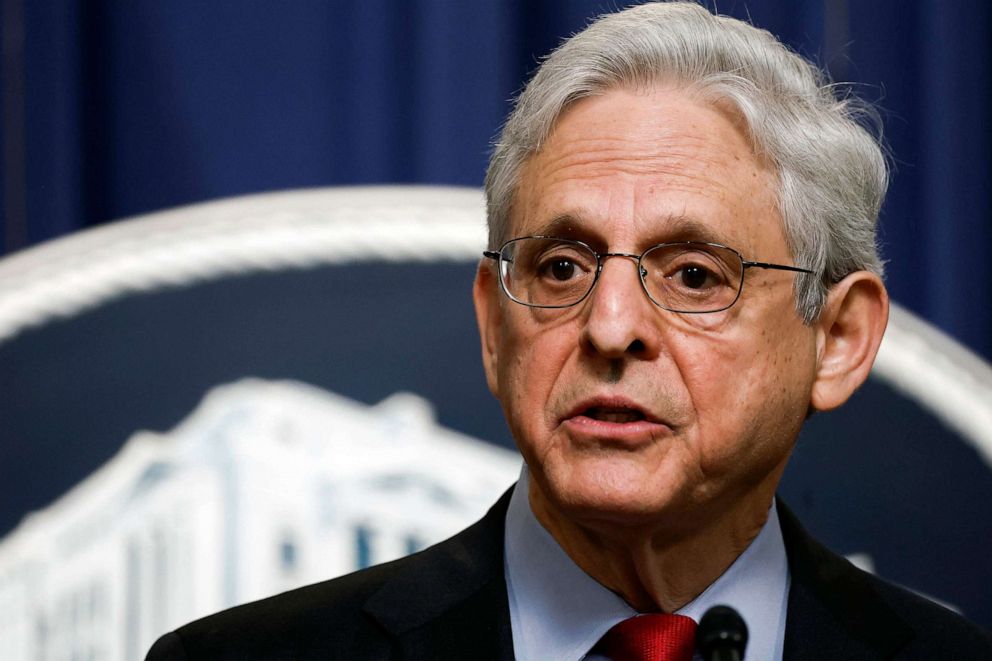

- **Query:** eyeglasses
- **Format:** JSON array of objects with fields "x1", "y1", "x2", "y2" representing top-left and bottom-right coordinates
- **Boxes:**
[{"x1": 483, "y1": 236, "x2": 815, "y2": 313}]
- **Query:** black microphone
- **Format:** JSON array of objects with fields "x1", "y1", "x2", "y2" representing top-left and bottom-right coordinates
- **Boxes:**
[{"x1": 697, "y1": 605, "x2": 749, "y2": 661}]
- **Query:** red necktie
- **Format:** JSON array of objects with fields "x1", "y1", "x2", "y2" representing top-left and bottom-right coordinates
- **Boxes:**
[{"x1": 597, "y1": 613, "x2": 698, "y2": 661}]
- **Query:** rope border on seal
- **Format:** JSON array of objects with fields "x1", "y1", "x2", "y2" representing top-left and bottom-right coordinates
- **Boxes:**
[
  {"x1": 1, "y1": 185, "x2": 989, "y2": 466},
  {"x1": 0, "y1": 186, "x2": 487, "y2": 345}
]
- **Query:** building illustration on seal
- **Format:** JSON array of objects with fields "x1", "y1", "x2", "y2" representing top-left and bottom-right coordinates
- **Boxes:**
[{"x1": 0, "y1": 379, "x2": 520, "y2": 661}]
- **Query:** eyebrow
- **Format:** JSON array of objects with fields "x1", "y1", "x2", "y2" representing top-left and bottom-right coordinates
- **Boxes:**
[
  {"x1": 531, "y1": 214, "x2": 586, "y2": 239},
  {"x1": 529, "y1": 213, "x2": 733, "y2": 248},
  {"x1": 654, "y1": 215, "x2": 730, "y2": 246}
]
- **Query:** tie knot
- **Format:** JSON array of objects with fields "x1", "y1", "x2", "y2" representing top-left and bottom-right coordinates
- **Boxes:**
[{"x1": 598, "y1": 613, "x2": 697, "y2": 661}]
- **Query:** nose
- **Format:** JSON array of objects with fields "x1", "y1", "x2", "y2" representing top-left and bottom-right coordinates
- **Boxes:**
[{"x1": 580, "y1": 253, "x2": 659, "y2": 359}]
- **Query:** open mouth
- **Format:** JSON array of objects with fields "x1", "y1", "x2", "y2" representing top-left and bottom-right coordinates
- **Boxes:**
[{"x1": 582, "y1": 407, "x2": 647, "y2": 423}]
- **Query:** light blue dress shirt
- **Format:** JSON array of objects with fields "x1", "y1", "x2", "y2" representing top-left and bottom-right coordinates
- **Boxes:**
[{"x1": 504, "y1": 467, "x2": 790, "y2": 661}]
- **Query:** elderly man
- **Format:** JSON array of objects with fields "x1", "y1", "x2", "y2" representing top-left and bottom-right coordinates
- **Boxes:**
[{"x1": 147, "y1": 3, "x2": 992, "y2": 660}]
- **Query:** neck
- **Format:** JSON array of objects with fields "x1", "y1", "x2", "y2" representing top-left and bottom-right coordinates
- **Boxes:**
[{"x1": 528, "y1": 478, "x2": 778, "y2": 613}]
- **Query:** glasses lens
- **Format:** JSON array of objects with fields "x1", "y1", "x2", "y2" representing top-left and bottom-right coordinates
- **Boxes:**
[
  {"x1": 641, "y1": 243, "x2": 744, "y2": 312},
  {"x1": 500, "y1": 238, "x2": 598, "y2": 307}
]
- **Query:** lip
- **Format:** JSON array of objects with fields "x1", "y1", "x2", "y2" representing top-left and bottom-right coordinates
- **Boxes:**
[{"x1": 559, "y1": 395, "x2": 674, "y2": 444}]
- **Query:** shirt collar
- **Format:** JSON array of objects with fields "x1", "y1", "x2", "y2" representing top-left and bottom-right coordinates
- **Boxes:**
[{"x1": 504, "y1": 466, "x2": 790, "y2": 661}]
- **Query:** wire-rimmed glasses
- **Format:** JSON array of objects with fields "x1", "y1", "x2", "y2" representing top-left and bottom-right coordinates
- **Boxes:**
[{"x1": 483, "y1": 236, "x2": 815, "y2": 313}]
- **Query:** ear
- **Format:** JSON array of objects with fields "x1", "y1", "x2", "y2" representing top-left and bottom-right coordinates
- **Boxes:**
[
  {"x1": 473, "y1": 260, "x2": 503, "y2": 397},
  {"x1": 810, "y1": 271, "x2": 889, "y2": 412}
]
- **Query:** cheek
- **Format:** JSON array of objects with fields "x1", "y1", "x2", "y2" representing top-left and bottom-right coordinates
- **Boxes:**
[
  {"x1": 674, "y1": 320, "x2": 814, "y2": 469},
  {"x1": 676, "y1": 332, "x2": 745, "y2": 439},
  {"x1": 496, "y1": 314, "x2": 574, "y2": 431}
]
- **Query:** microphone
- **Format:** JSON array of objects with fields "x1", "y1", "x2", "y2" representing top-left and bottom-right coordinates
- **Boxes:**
[{"x1": 697, "y1": 605, "x2": 748, "y2": 661}]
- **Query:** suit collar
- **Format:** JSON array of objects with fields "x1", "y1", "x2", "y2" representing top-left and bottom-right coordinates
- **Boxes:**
[
  {"x1": 362, "y1": 488, "x2": 515, "y2": 660},
  {"x1": 357, "y1": 489, "x2": 918, "y2": 660},
  {"x1": 779, "y1": 500, "x2": 914, "y2": 660}
]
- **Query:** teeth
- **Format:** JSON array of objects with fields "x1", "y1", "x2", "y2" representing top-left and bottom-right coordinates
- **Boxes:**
[{"x1": 586, "y1": 408, "x2": 644, "y2": 423}]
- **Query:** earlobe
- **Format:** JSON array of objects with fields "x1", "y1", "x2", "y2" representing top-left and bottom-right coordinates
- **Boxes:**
[
  {"x1": 473, "y1": 262, "x2": 502, "y2": 397},
  {"x1": 810, "y1": 272, "x2": 889, "y2": 411}
]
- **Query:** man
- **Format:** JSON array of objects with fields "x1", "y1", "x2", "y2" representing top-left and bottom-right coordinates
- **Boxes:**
[{"x1": 148, "y1": 3, "x2": 992, "y2": 659}]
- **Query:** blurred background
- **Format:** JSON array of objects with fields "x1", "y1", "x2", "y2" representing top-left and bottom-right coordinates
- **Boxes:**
[
  {"x1": 3, "y1": 0, "x2": 990, "y2": 360},
  {"x1": 1, "y1": 1, "x2": 990, "y2": 658}
]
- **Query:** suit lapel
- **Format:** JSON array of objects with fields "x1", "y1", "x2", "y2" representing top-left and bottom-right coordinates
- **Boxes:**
[
  {"x1": 360, "y1": 490, "x2": 919, "y2": 660},
  {"x1": 362, "y1": 488, "x2": 515, "y2": 660},
  {"x1": 779, "y1": 501, "x2": 913, "y2": 660}
]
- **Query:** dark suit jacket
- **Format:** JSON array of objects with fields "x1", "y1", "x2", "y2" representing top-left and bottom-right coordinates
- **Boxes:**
[{"x1": 146, "y1": 488, "x2": 992, "y2": 660}]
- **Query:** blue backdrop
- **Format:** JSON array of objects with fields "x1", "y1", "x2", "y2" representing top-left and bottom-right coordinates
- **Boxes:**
[
  {"x1": 1, "y1": 1, "x2": 990, "y2": 358},
  {"x1": 1, "y1": 0, "x2": 991, "y2": 630}
]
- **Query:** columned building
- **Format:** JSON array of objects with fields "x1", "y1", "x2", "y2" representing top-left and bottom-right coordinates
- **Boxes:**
[{"x1": 0, "y1": 379, "x2": 520, "y2": 661}]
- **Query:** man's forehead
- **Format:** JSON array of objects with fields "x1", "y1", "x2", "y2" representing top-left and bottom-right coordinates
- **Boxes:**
[
  {"x1": 508, "y1": 182, "x2": 779, "y2": 257},
  {"x1": 506, "y1": 87, "x2": 784, "y2": 256}
]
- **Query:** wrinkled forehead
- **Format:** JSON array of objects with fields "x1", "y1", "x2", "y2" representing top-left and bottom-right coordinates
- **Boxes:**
[{"x1": 508, "y1": 86, "x2": 785, "y2": 257}]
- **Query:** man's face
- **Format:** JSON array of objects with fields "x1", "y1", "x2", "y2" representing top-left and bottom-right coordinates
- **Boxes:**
[{"x1": 476, "y1": 86, "x2": 822, "y2": 535}]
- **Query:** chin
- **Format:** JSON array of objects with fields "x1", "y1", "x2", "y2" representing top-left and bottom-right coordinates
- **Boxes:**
[{"x1": 538, "y1": 458, "x2": 689, "y2": 527}]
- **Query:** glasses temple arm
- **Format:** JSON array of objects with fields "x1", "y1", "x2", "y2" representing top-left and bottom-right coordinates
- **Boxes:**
[{"x1": 743, "y1": 261, "x2": 815, "y2": 275}]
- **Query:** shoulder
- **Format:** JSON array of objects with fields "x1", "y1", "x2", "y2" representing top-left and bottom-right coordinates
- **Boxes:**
[
  {"x1": 145, "y1": 554, "x2": 415, "y2": 660},
  {"x1": 857, "y1": 563, "x2": 992, "y2": 657},
  {"x1": 146, "y1": 488, "x2": 514, "y2": 661},
  {"x1": 778, "y1": 500, "x2": 992, "y2": 659}
]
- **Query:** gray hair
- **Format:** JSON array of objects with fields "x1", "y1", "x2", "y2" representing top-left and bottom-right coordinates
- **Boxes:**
[{"x1": 484, "y1": 1, "x2": 887, "y2": 323}]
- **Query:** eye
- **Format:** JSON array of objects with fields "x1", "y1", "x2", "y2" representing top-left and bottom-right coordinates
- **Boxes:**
[
  {"x1": 650, "y1": 246, "x2": 735, "y2": 294},
  {"x1": 545, "y1": 258, "x2": 578, "y2": 281},
  {"x1": 532, "y1": 245, "x2": 594, "y2": 282},
  {"x1": 641, "y1": 242, "x2": 741, "y2": 312},
  {"x1": 675, "y1": 263, "x2": 719, "y2": 290}
]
